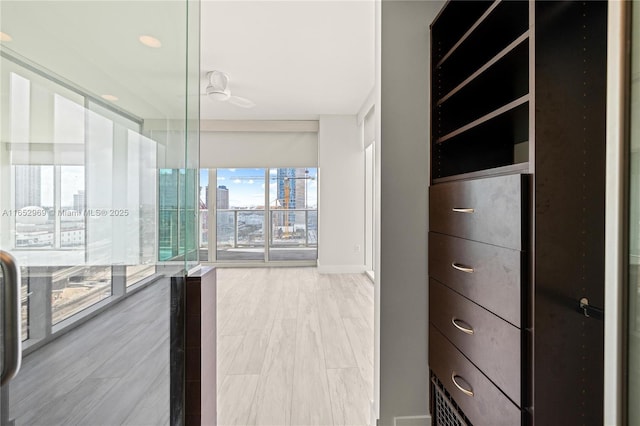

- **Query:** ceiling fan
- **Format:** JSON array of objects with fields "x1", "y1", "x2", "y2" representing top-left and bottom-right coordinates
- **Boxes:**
[{"x1": 203, "y1": 70, "x2": 255, "y2": 108}]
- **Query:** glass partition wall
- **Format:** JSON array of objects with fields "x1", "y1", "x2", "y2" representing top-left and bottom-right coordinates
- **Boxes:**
[{"x1": 0, "y1": 1, "x2": 199, "y2": 424}]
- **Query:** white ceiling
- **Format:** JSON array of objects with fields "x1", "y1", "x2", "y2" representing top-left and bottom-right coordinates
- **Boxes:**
[
  {"x1": 0, "y1": 1, "x2": 374, "y2": 121},
  {"x1": 1, "y1": 1, "x2": 191, "y2": 120},
  {"x1": 200, "y1": 1, "x2": 375, "y2": 120}
]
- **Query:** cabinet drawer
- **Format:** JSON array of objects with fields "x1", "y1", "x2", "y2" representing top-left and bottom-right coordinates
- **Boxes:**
[
  {"x1": 429, "y1": 174, "x2": 527, "y2": 250},
  {"x1": 429, "y1": 232, "x2": 522, "y2": 326},
  {"x1": 430, "y1": 325, "x2": 521, "y2": 426},
  {"x1": 430, "y1": 279, "x2": 521, "y2": 404}
]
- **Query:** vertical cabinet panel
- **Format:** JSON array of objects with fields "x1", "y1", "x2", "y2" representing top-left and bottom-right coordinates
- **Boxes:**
[{"x1": 429, "y1": 2, "x2": 607, "y2": 425}]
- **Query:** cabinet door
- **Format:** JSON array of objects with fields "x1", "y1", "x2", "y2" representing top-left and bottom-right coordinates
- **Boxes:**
[{"x1": 533, "y1": 2, "x2": 607, "y2": 424}]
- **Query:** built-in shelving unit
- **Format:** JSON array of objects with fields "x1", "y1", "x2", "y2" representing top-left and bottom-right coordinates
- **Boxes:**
[
  {"x1": 428, "y1": 2, "x2": 608, "y2": 425},
  {"x1": 431, "y1": 0, "x2": 530, "y2": 181}
]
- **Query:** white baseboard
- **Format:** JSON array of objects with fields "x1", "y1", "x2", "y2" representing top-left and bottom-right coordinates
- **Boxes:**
[
  {"x1": 317, "y1": 263, "x2": 367, "y2": 274},
  {"x1": 393, "y1": 415, "x2": 431, "y2": 426},
  {"x1": 365, "y1": 270, "x2": 375, "y2": 282}
]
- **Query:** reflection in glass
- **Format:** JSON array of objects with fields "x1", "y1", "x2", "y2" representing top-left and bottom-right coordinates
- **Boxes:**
[
  {"x1": 13, "y1": 166, "x2": 55, "y2": 249},
  {"x1": 199, "y1": 169, "x2": 209, "y2": 261},
  {"x1": 52, "y1": 265, "x2": 112, "y2": 325},
  {"x1": 159, "y1": 169, "x2": 180, "y2": 261},
  {"x1": 60, "y1": 166, "x2": 85, "y2": 248},
  {"x1": 2, "y1": 55, "x2": 165, "y2": 326},
  {"x1": 21, "y1": 270, "x2": 28, "y2": 341},
  {"x1": 0, "y1": 0, "x2": 199, "y2": 422}
]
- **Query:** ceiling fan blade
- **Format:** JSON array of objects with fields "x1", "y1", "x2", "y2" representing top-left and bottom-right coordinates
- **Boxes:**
[
  {"x1": 209, "y1": 70, "x2": 229, "y2": 90},
  {"x1": 228, "y1": 95, "x2": 255, "y2": 108}
]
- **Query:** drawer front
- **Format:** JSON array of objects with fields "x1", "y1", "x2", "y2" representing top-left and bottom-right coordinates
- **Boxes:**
[
  {"x1": 429, "y1": 232, "x2": 522, "y2": 327},
  {"x1": 429, "y1": 279, "x2": 521, "y2": 404},
  {"x1": 429, "y1": 174, "x2": 526, "y2": 250},
  {"x1": 429, "y1": 325, "x2": 521, "y2": 426}
]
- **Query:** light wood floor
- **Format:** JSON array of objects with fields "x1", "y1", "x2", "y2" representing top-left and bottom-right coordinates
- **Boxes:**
[
  {"x1": 217, "y1": 268, "x2": 374, "y2": 426},
  {"x1": 10, "y1": 279, "x2": 170, "y2": 426},
  {"x1": 9, "y1": 267, "x2": 373, "y2": 426}
]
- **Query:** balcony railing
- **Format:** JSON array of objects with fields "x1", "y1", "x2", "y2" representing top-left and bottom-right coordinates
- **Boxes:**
[{"x1": 199, "y1": 208, "x2": 317, "y2": 262}]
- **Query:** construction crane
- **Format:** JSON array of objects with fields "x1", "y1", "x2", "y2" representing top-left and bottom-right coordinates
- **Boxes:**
[
  {"x1": 283, "y1": 178, "x2": 291, "y2": 238},
  {"x1": 281, "y1": 170, "x2": 312, "y2": 239}
]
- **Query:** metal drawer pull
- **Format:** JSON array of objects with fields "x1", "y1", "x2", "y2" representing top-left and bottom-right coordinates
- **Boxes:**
[
  {"x1": 451, "y1": 262, "x2": 474, "y2": 273},
  {"x1": 451, "y1": 208, "x2": 474, "y2": 213},
  {"x1": 451, "y1": 317, "x2": 474, "y2": 335},
  {"x1": 451, "y1": 372, "x2": 474, "y2": 397}
]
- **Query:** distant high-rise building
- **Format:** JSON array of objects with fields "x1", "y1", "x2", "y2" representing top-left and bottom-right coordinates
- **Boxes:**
[
  {"x1": 217, "y1": 185, "x2": 229, "y2": 209},
  {"x1": 199, "y1": 186, "x2": 207, "y2": 209},
  {"x1": 73, "y1": 190, "x2": 85, "y2": 212},
  {"x1": 276, "y1": 168, "x2": 307, "y2": 227},
  {"x1": 15, "y1": 165, "x2": 42, "y2": 209}
]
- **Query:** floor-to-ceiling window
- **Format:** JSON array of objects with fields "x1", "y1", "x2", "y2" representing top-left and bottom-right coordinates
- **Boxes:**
[
  {"x1": 268, "y1": 167, "x2": 318, "y2": 261},
  {"x1": 199, "y1": 121, "x2": 319, "y2": 265},
  {"x1": 198, "y1": 167, "x2": 318, "y2": 264},
  {"x1": 216, "y1": 168, "x2": 266, "y2": 261}
]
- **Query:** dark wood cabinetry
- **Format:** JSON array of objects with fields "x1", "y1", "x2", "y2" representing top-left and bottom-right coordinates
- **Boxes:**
[{"x1": 428, "y1": 1, "x2": 607, "y2": 425}]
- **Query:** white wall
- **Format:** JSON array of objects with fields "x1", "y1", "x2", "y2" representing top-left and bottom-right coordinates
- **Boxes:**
[
  {"x1": 378, "y1": 1, "x2": 444, "y2": 425},
  {"x1": 318, "y1": 115, "x2": 366, "y2": 273},
  {"x1": 365, "y1": 143, "x2": 375, "y2": 272}
]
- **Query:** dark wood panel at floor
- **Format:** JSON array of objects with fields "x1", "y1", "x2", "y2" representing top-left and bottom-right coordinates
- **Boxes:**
[{"x1": 10, "y1": 280, "x2": 170, "y2": 426}]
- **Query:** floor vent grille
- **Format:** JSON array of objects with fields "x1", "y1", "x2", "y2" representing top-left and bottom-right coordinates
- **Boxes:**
[{"x1": 431, "y1": 376, "x2": 471, "y2": 426}]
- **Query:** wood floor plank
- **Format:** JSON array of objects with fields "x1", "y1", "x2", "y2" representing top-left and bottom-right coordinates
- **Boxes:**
[
  {"x1": 218, "y1": 334, "x2": 244, "y2": 388},
  {"x1": 246, "y1": 272, "x2": 284, "y2": 331},
  {"x1": 316, "y1": 289, "x2": 358, "y2": 369},
  {"x1": 218, "y1": 374, "x2": 260, "y2": 426},
  {"x1": 247, "y1": 319, "x2": 296, "y2": 426},
  {"x1": 276, "y1": 269, "x2": 300, "y2": 321},
  {"x1": 291, "y1": 289, "x2": 334, "y2": 426},
  {"x1": 344, "y1": 316, "x2": 375, "y2": 398},
  {"x1": 298, "y1": 267, "x2": 319, "y2": 293},
  {"x1": 332, "y1": 275, "x2": 363, "y2": 319},
  {"x1": 327, "y1": 368, "x2": 371, "y2": 426},
  {"x1": 11, "y1": 284, "x2": 168, "y2": 419},
  {"x1": 121, "y1": 363, "x2": 170, "y2": 426},
  {"x1": 16, "y1": 377, "x2": 119, "y2": 426},
  {"x1": 73, "y1": 336, "x2": 169, "y2": 425},
  {"x1": 347, "y1": 275, "x2": 375, "y2": 329},
  {"x1": 10, "y1": 268, "x2": 374, "y2": 426},
  {"x1": 218, "y1": 270, "x2": 259, "y2": 336},
  {"x1": 226, "y1": 327, "x2": 272, "y2": 375}
]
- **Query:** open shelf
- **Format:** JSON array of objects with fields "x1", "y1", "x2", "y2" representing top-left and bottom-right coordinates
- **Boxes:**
[
  {"x1": 436, "y1": 94, "x2": 528, "y2": 144},
  {"x1": 433, "y1": 0, "x2": 529, "y2": 100},
  {"x1": 432, "y1": 101, "x2": 529, "y2": 180},
  {"x1": 431, "y1": 1, "x2": 494, "y2": 65},
  {"x1": 435, "y1": 39, "x2": 529, "y2": 138},
  {"x1": 432, "y1": 162, "x2": 529, "y2": 184}
]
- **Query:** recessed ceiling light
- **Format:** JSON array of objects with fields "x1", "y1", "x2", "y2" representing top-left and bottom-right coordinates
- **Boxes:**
[
  {"x1": 0, "y1": 32, "x2": 13, "y2": 42},
  {"x1": 101, "y1": 94, "x2": 119, "y2": 102},
  {"x1": 139, "y1": 35, "x2": 162, "y2": 48}
]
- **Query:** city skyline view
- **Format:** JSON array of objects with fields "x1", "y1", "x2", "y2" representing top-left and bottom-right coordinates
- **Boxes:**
[{"x1": 200, "y1": 168, "x2": 318, "y2": 209}]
